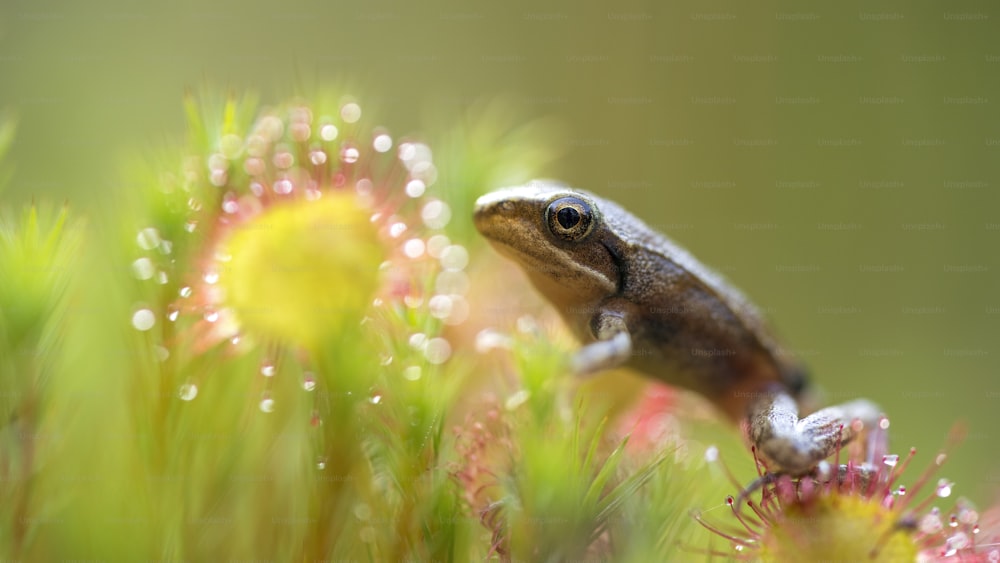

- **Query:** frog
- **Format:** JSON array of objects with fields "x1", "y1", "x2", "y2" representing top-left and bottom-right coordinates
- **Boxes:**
[{"x1": 473, "y1": 180, "x2": 880, "y2": 477}]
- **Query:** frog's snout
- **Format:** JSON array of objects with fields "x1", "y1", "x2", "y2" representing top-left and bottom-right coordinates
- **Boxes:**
[{"x1": 472, "y1": 192, "x2": 513, "y2": 237}]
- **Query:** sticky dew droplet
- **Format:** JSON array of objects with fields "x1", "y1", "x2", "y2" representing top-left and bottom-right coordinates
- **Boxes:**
[
  {"x1": 178, "y1": 382, "x2": 198, "y2": 401},
  {"x1": 340, "y1": 103, "x2": 362, "y2": 123},
  {"x1": 320, "y1": 124, "x2": 338, "y2": 141},
  {"x1": 132, "y1": 257, "x2": 155, "y2": 280},
  {"x1": 373, "y1": 133, "x2": 392, "y2": 153},
  {"x1": 303, "y1": 373, "x2": 316, "y2": 391},
  {"x1": 137, "y1": 228, "x2": 161, "y2": 250},
  {"x1": 259, "y1": 395, "x2": 275, "y2": 413},
  {"x1": 131, "y1": 309, "x2": 155, "y2": 331}
]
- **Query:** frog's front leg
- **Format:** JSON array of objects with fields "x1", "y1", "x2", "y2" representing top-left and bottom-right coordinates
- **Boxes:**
[
  {"x1": 747, "y1": 387, "x2": 881, "y2": 476},
  {"x1": 570, "y1": 309, "x2": 632, "y2": 375}
]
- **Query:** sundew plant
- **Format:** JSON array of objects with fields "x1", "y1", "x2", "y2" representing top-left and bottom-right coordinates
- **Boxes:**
[{"x1": 0, "y1": 95, "x2": 995, "y2": 561}]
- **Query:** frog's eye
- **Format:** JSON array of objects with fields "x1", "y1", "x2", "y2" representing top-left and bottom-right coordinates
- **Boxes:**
[{"x1": 546, "y1": 197, "x2": 594, "y2": 241}]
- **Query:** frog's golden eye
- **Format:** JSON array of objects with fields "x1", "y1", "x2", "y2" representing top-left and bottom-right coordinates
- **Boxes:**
[{"x1": 546, "y1": 197, "x2": 594, "y2": 241}]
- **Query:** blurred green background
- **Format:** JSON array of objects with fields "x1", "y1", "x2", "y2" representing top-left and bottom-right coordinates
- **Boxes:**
[{"x1": 1, "y1": 0, "x2": 997, "y2": 503}]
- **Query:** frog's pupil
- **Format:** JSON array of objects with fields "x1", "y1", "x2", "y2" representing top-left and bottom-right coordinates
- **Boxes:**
[{"x1": 557, "y1": 207, "x2": 580, "y2": 229}]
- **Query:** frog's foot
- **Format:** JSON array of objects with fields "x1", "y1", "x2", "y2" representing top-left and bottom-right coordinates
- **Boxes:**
[
  {"x1": 734, "y1": 461, "x2": 879, "y2": 513},
  {"x1": 570, "y1": 312, "x2": 632, "y2": 376},
  {"x1": 746, "y1": 387, "x2": 881, "y2": 477}
]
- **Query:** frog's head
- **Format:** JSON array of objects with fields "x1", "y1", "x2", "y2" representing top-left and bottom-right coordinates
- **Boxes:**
[{"x1": 473, "y1": 180, "x2": 621, "y2": 306}]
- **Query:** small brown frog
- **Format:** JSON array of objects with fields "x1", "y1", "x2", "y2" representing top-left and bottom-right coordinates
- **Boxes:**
[{"x1": 474, "y1": 180, "x2": 879, "y2": 476}]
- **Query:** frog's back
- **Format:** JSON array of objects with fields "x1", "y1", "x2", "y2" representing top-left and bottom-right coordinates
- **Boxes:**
[{"x1": 589, "y1": 193, "x2": 809, "y2": 417}]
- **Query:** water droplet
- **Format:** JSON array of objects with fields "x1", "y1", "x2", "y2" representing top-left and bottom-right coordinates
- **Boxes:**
[
  {"x1": 159, "y1": 240, "x2": 173, "y2": 255},
  {"x1": 424, "y1": 337, "x2": 452, "y2": 364},
  {"x1": 408, "y1": 333, "x2": 427, "y2": 350},
  {"x1": 273, "y1": 151, "x2": 294, "y2": 169},
  {"x1": 341, "y1": 146, "x2": 360, "y2": 164},
  {"x1": 373, "y1": 133, "x2": 392, "y2": 153},
  {"x1": 379, "y1": 353, "x2": 393, "y2": 366},
  {"x1": 167, "y1": 305, "x2": 180, "y2": 322},
  {"x1": 403, "y1": 238, "x2": 425, "y2": 259},
  {"x1": 920, "y1": 512, "x2": 944, "y2": 534},
  {"x1": 402, "y1": 366, "x2": 422, "y2": 381},
  {"x1": 408, "y1": 160, "x2": 438, "y2": 185},
  {"x1": 421, "y1": 200, "x2": 451, "y2": 229},
  {"x1": 203, "y1": 270, "x2": 220, "y2": 284},
  {"x1": 389, "y1": 222, "x2": 407, "y2": 238},
  {"x1": 303, "y1": 373, "x2": 316, "y2": 391},
  {"x1": 156, "y1": 271, "x2": 169, "y2": 285},
  {"x1": 340, "y1": 102, "x2": 362, "y2": 123},
  {"x1": 204, "y1": 310, "x2": 220, "y2": 323},
  {"x1": 184, "y1": 220, "x2": 198, "y2": 233},
  {"x1": 316, "y1": 457, "x2": 327, "y2": 470},
  {"x1": 404, "y1": 294, "x2": 423, "y2": 308},
  {"x1": 704, "y1": 445, "x2": 719, "y2": 463},
  {"x1": 504, "y1": 389, "x2": 531, "y2": 410},
  {"x1": 290, "y1": 122, "x2": 311, "y2": 142},
  {"x1": 937, "y1": 479, "x2": 953, "y2": 498},
  {"x1": 132, "y1": 257, "x2": 155, "y2": 280},
  {"x1": 246, "y1": 134, "x2": 268, "y2": 157},
  {"x1": 950, "y1": 515, "x2": 959, "y2": 528},
  {"x1": 439, "y1": 244, "x2": 469, "y2": 271},
  {"x1": 207, "y1": 153, "x2": 228, "y2": 172},
  {"x1": 883, "y1": 454, "x2": 899, "y2": 467},
  {"x1": 402, "y1": 179, "x2": 426, "y2": 199},
  {"x1": 400, "y1": 142, "x2": 432, "y2": 167},
  {"x1": 178, "y1": 382, "x2": 198, "y2": 401},
  {"x1": 989, "y1": 549, "x2": 999, "y2": 562},
  {"x1": 230, "y1": 335, "x2": 241, "y2": 346},
  {"x1": 244, "y1": 157, "x2": 265, "y2": 176},
  {"x1": 897, "y1": 485, "x2": 906, "y2": 496},
  {"x1": 222, "y1": 194, "x2": 240, "y2": 214},
  {"x1": 179, "y1": 286, "x2": 193, "y2": 298},
  {"x1": 137, "y1": 228, "x2": 161, "y2": 250},
  {"x1": 131, "y1": 309, "x2": 155, "y2": 331},
  {"x1": 320, "y1": 124, "x2": 338, "y2": 141},
  {"x1": 154, "y1": 345, "x2": 170, "y2": 362},
  {"x1": 423, "y1": 235, "x2": 448, "y2": 258},
  {"x1": 260, "y1": 363, "x2": 276, "y2": 377},
  {"x1": 369, "y1": 393, "x2": 382, "y2": 404},
  {"x1": 435, "y1": 271, "x2": 470, "y2": 296},
  {"x1": 475, "y1": 329, "x2": 513, "y2": 353},
  {"x1": 733, "y1": 545, "x2": 744, "y2": 552},
  {"x1": 936, "y1": 453, "x2": 947, "y2": 466},
  {"x1": 259, "y1": 395, "x2": 275, "y2": 413},
  {"x1": 209, "y1": 169, "x2": 228, "y2": 187},
  {"x1": 274, "y1": 178, "x2": 294, "y2": 195},
  {"x1": 309, "y1": 150, "x2": 327, "y2": 165},
  {"x1": 258, "y1": 115, "x2": 284, "y2": 141},
  {"x1": 250, "y1": 181, "x2": 265, "y2": 196},
  {"x1": 879, "y1": 417, "x2": 890, "y2": 430},
  {"x1": 428, "y1": 295, "x2": 453, "y2": 319},
  {"x1": 946, "y1": 531, "x2": 970, "y2": 551},
  {"x1": 816, "y1": 460, "x2": 832, "y2": 479},
  {"x1": 725, "y1": 495, "x2": 734, "y2": 506}
]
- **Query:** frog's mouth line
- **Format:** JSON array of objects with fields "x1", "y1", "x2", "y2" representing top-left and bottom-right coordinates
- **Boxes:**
[{"x1": 600, "y1": 240, "x2": 627, "y2": 295}]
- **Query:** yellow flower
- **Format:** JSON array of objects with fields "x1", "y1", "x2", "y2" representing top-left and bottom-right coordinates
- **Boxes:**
[
  {"x1": 216, "y1": 190, "x2": 380, "y2": 349},
  {"x1": 696, "y1": 422, "x2": 989, "y2": 561}
]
